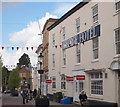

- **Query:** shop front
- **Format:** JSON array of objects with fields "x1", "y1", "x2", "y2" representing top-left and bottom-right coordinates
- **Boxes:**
[{"x1": 72, "y1": 70, "x2": 85, "y2": 102}]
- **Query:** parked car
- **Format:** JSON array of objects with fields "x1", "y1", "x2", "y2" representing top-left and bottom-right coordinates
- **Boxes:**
[
  {"x1": 4, "y1": 90, "x2": 11, "y2": 94},
  {"x1": 11, "y1": 90, "x2": 18, "y2": 96}
]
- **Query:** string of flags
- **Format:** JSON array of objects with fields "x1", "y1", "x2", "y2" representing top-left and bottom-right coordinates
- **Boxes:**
[
  {"x1": 1, "y1": 46, "x2": 38, "y2": 51},
  {"x1": 4, "y1": 64, "x2": 38, "y2": 68}
]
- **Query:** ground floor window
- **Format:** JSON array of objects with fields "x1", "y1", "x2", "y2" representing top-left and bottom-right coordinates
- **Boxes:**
[{"x1": 90, "y1": 72, "x2": 103, "y2": 95}]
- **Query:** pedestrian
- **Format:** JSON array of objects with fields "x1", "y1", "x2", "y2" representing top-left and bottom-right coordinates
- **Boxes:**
[
  {"x1": 22, "y1": 90, "x2": 27, "y2": 104},
  {"x1": 79, "y1": 90, "x2": 87, "y2": 106},
  {"x1": 33, "y1": 89, "x2": 37, "y2": 98},
  {"x1": 29, "y1": 89, "x2": 33, "y2": 100}
]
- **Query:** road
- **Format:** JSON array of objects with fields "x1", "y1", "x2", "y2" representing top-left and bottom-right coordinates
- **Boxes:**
[{"x1": 2, "y1": 93, "x2": 80, "y2": 107}]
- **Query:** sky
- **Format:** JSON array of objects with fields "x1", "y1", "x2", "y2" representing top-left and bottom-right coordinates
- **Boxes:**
[{"x1": 1, "y1": 1, "x2": 80, "y2": 70}]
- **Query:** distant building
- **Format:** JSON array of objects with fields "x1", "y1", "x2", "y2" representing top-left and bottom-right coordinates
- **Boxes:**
[
  {"x1": 19, "y1": 67, "x2": 31, "y2": 90},
  {"x1": 48, "y1": 0, "x2": 120, "y2": 106}
]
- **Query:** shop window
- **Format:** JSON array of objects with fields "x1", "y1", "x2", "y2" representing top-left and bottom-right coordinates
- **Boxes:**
[
  {"x1": 92, "y1": 4, "x2": 98, "y2": 23},
  {"x1": 91, "y1": 73, "x2": 103, "y2": 95},
  {"x1": 115, "y1": 28, "x2": 120, "y2": 54},
  {"x1": 93, "y1": 37, "x2": 99, "y2": 59}
]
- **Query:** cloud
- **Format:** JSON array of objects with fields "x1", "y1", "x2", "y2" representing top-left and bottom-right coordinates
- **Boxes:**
[
  {"x1": 2, "y1": 12, "x2": 57, "y2": 70},
  {"x1": 53, "y1": 3, "x2": 78, "y2": 16}
]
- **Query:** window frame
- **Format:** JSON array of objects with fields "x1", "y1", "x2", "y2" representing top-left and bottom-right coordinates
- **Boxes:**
[
  {"x1": 115, "y1": 28, "x2": 120, "y2": 55},
  {"x1": 92, "y1": 4, "x2": 98, "y2": 23},
  {"x1": 63, "y1": 50, "x2": 66, "y2": 66},
  {"x1": 115, "y1": 1, "x2": 120, "y2": 12},
  {"x1": 52, "y1": 77, "x2": 56, "y2": 88},
  {"x1": 61, "y1": 74, "x2": 66, "y2": 89},
  {"x1": 93, "y1": 37, "x2": 99, "y2": 59},
  {"x1": 52, "y1": 54, "x2": 55, "y2": 67},
  {"x1": 76, "y1": 17, "x2": 80, "y2": 33},
  {"x1": 90, "y1": 72, "x2": 103, "y2": 95},
  {"x1": 76, "y1": 43, "x2": 81, "y2": 64}
]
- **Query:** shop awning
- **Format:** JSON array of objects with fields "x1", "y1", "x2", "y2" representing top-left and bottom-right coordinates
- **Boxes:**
[
  {"x1": 84, "y1": 69, "x2": 104, "y2": 73},
  {"x1": 109, "y1": 60, "x2": 120, "y2": 71}
]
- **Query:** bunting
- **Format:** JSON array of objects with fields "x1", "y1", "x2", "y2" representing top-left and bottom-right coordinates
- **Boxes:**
[{"x1": 1, "y1": 44, "x2": 78, "y2": 51}]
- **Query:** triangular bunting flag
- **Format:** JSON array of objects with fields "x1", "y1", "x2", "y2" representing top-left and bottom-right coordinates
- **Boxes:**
[
  {"x1": 16, "y1": 47, "x2": 19, "y2": 50},
  {"x1": 26, "y1": 47, "x2": 29, "y2": 50},
  {"x1": 31, "y1": 47, "x2": 33, "y2": 50},
  {"x1": 2, "y1": 47, "x2": 4, "y2": 50}
]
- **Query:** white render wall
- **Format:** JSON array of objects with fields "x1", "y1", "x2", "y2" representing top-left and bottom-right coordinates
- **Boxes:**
[{"x1": 48, "y1": 1, "x2": 119, "y2": 104}]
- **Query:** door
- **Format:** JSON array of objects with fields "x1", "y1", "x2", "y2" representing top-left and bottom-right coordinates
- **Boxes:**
[{"x1": 73, "y1": 80, "x2": 84, "y2": 102}]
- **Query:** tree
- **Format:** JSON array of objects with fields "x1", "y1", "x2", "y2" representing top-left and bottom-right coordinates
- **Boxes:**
[
  {"x1": 8, "y1": 69, "x2": 21, "y2": 90},
  {"x1": 2, "y1": 66, "x2": 10, "y2": 91},
  {"x1": 0, "y1": 55, "x2": 3, "y2": 90},
  {"x1": 17, "y1": 53, "x2": 31, "y2": 69}
]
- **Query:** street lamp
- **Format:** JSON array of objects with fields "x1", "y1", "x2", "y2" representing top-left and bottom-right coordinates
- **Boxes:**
[{"x1": 38, "y1": 53, "x2": 44, "y2": 95}]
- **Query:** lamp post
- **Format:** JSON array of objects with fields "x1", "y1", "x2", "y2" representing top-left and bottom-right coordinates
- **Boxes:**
[{"x1": 38, "y1": 53, "x2": 44, "y2": 95}]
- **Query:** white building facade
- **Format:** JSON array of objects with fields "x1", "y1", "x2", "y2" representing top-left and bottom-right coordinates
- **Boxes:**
[{"x1": 48, "y1": 0, "x2": 120, "y2": 106}]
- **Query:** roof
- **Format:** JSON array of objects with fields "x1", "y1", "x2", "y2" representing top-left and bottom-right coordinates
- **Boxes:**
[
  {"x1": 42, "y1": 18, "x2": 58, "y2": 34},
  {"x1": 47, "y1": 1, "x2": 90, "y2": 31}
]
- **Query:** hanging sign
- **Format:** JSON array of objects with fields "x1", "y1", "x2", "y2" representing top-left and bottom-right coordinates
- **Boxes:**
[
  {"x1": 46, "y1": 80, "x2": 52, "y2": 83},
  {"x1": 66, "y1": 76, "x2": 74, "y2": 81},
  {"x1": 62, "y1": 24, "x2": 100, "y2": 49},
  {"x1": 76, "y1": 75, "x2": 85, "y2": 80}
]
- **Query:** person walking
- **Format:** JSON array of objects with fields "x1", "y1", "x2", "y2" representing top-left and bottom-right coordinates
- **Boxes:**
[
  {"x1": 79, "y1": 90, "x2": 87, "y2": 106},
  {"x1": 33, "y1": 89, "x2": 37, "y2": 98},
  {"x1": 22, "y1": 90, "x2": 27, "y2": 104}
]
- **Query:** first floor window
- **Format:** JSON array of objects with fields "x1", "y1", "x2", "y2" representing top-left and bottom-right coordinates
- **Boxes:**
[
  {"x1": 93, "y1": 37, "x2": 99, "y2": 59},
  {"x1": 90, "y1": 72, "x2": 103, "y2": 95},
  {"x1": 61, "y1": 74, "x2": 66, "y2": 89},
  {"x1": 115, "y1": 28, "x2": 120, "y2": 54},
  {"x1": 76, "y1": 44, "x2": 80, "y2": 63},
  {"x1": 63, "y1": 50, "x2": 66, "y2": 65},
  {"x1": 52, "y1": 77, "x2": 56, "y2": 88}
]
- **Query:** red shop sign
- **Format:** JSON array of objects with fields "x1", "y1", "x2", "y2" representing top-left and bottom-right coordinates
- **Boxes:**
[
  {"x1": 46, "y1": 80, "x2": 52, "y2": 83},
  {"x1": 76, "y1": 75, "x2": 85, "y2": 80},
  {"x1": 66, "y1": 76, "x2": 74, "y2": 81}
]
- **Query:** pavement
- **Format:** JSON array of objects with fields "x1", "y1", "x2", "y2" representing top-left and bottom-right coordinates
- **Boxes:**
[{"x1": 2, "y1": 93, "x2": 81, "y2": 107}]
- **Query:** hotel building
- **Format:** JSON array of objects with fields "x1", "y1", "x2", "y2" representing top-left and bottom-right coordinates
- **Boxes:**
[{"x1": 47, "y1": 0, "x2": 120, "y2": 106}]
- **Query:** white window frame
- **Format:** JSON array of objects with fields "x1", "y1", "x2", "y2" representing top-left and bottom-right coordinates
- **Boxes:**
[
  {"x1": 115, "y1": 1, "x2": 120, "y2": 11},
  {"x1": 52, "y1": 77, "x2": 56, "y2": 88},
  {"x1": 76, "y1": 43, "x2": 80, "y2": 64},
  {"x1": 92, "y1": 4, "x2": 98, "y2": 23},
  {"x1": 63, "y1": 50, "x2": 66, "y2": 65},
  {"x1": 61, "y1": 74, "x2": 66, "y2": 89},
  {"x1": 93, "y1": 37, "x2": 99, "y2": 59},
  {"x1": 52, "y1": 33, "x2": 55, "y2": 46},
  {"x1": 52, "y1": 54, "x2": 55, "y2": 67},
  {"x1": 115, "y1": 28, "x2": 120, "y2": 54},
  {"x1": 62, "y1": 27, "x2": 65, "y2": 40},
  {"x1": 76, "y1": 18, "x2": 80, "y2": 33},
  {"x1": 91, "y1": 72, "x2": 103, "y2": 95}
]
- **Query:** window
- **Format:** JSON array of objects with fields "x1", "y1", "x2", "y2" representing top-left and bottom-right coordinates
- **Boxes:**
[
  {"x1": 115, "y1": 28, "x2": 120, "y2": 54},
  {"x1": 92, "y1": 4, "x2": 98, "y2": 23},
  {"x1": 91, "y1": 72, "x2": 103, "y2": 95},
  {"x1": 93, "y1": 37, "x2": 99, "y2": 59},
  {"x1": 63, "y1": 50, "x2": 66, "y2": 65},
  {"x1": 52, "y1": 77, "x2": 56, "y2": 88},
  {"x1": 62, "y1": 27, "x2": 65, "y2": 40},
  {"x1": 61, "y1": 74, "x2": 66, "y2": 89},
  {"x1": 115, "y1": 1, "x2": 120, "y2": 11},
  {"x1": 76, "y1": 18, "x2": 80, "y2": 33},
  {"x1": 52, "y1": 33, "x2": 55, "y2": 46},
  {"x1": 76, "y1": 44, "x2": 80, "y2": 63},
  {"x1": 52, "y1": 54, "x2": 55, "y2": 67}
]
